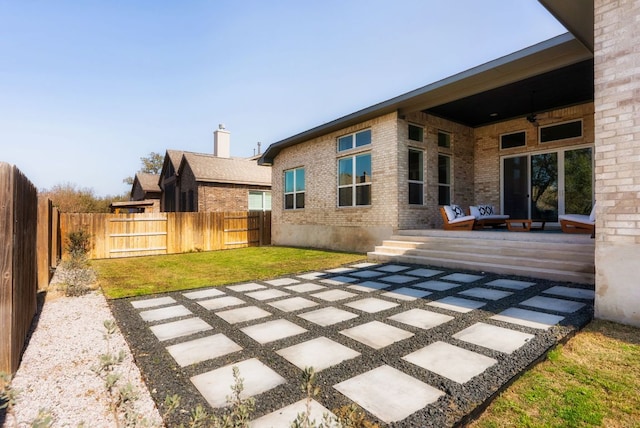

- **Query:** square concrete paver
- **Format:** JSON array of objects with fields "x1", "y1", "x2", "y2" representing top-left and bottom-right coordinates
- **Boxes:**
[
  {"x1": 131, "y1": 296, "x2": 176, "y2": 309},
  {"x1": 389, "y1": 309, "x2": 454, "y2": 330},
  {"x1": 380, "y1": 274, "x2": 417, "y2": 284},
  {"x1": 241, "y1": 319, "x2": 307, "y2": 344},
  {"x1": 334, "y1": 365, "x2": 444, "y2": 424},
  {"x1": 344, "y1": 298, "x2": 399, "y2": 313},
  {"x1": 441, "y1": 273, "x2": 484, "y2": 283},
  {"x1": 150, "y1": 317, "x2": 212, "y2": 342},
  {"x1": 297, "y1": 272, "x2": 326, "y2": 280},
  {"x1": 326, "y1": 267, "x2": 356, "y2": 274},
  {"x1": 198, "y1": 296, "x2": 245, "y2": 311},
  {"x1": 139, "y1": 305, "x2": 192, "y2": 322},
  {"x1": 340, "y1": 321, "x2": 413, "y2": 349},
  {"x1": 265, "y1": 278, "x2": 300, "y2": 287},
  {"x1": 349, "y1": 270, "x2": 386, "y2": 278},
  {"x1": 383, "y1": 288, "x2": 432, "y2": 301},
  {"x1": 491, "y1": 307, "x2": 565, "y2": 329},
  {"x1": 267, "y1": 297, "x2": 318, "y2": 312},
  {"x1": 311, "y1": 289, "x2": 357, "y2": 302},
  {"x1": 413, "y1": 280, "x2": 461, "y2": 291},
  {"x1": 183, "y1": 288, "x2": 225, "y2": 300},
  {"x1": 427, "y1": 296, "x2": 486, "y2": 313},
  {"x1": 216, "y1": 306, "x2": 272, "y2": 324},
  {"x1": 351, "y1": 262, "x2": 379, "y2": 269},
  {"x1": 245, "y1": 289, "x2": 290, "y2": 301},
  {"x1": 453, "y1": 323, "x2": 535, "y2": 354},
  {"x1": 520, "y1": 296, "x2": 586, "y2": 313},
  {"x1": 349, "y1": 281, "x2": 389, "y2": 292},
  {"x1": 321, "y1": 276, "x2": 358, "y2": 286},
  {"x1": 191, "y1": 358, "x2": 286, "y2": 408},
  {"x1": 166, "y1": 334, "x2": 242, "y2": 367},
  {"x1": 250, "y1": 399, "x2": 334, "y2": 428},
  {"x1": 276, "y1": 336, "x2": 360, "y2": 371},
  {"x1": 375, "y1": 264, "x2": 409, "y2": 273},
  {"x1": 298, "y1": 307, "x2": 359, "y2": 326},
  {"x1": 486, "y1": 278, "x2": 536, "y2": 290},
  {"x1": 227, "y1": 283, "x2": 267, "y2": 292},
  {"x1": 405, "y1": 268, "x2": 443, "y2": 278},
  {"x1": 459, "y1": 287, "x2": 513, "y2": 301},
  {"x1": 285, "y1": 283, "x2": 325, "y2": 293},
  {"x1": 543, "y1": 286, "x2": 595, "y2": 300},
  {"x1": 403, "y1": 341, "x2": 497, "y2": 384}
]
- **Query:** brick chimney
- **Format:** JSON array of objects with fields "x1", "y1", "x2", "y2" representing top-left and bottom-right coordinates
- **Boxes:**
[{"x1": 213, "y1": 124, "x2": 230, "y2": 158}]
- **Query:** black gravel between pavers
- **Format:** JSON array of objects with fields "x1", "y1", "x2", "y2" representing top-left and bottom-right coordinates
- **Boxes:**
[{"x1": 108, "y1": 263, "x2": 594, "y2": 428}]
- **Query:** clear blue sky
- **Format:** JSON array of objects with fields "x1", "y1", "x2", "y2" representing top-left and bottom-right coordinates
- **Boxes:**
[{"x1": 0, "y1": 1, "x2": 566, "y2": 197}]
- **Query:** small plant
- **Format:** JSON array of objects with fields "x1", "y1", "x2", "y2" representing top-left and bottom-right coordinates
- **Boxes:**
[
  {"x1": 65, "y1": 229, "x2": 92, "y2": 268},
  {"x1": 1, "y1": 371, "x2": 54, "y2": 427},
  {"x1": 57, "y1": 229, "x2": 96, "y2": 296}
]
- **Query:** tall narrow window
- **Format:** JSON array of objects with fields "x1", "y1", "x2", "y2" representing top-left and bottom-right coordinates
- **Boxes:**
[
  {"x1": 284, "y1": 168, "x2": 305, "y2": 209},
  {"x1": 438, "y1": 131, "x2": 451, "y2": 148},
  {"x1": 438, "y1": 154, "x2": 451, "y2": 205},
  {"x1": 338, "y1": 153, "x2": 371, "y2": 206},
  {"x1": 408, "y1": 149, "x2": 424, "y2": 205},
  {"x1": 338, "y1": 129, "x2": 371, "y2": 152}
]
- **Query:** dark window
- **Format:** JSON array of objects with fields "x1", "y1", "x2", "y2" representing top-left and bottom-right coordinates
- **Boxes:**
[
  {"x1": 540, "y1": 120, "x2": 582, "y2": 143},
  {"x1": 438, "y1": 131, "x2": 451, "y2": 148},
  {"x1": 408, "y1": 149, "x2": 424, "y2": 205},
  {"x1": 501, "y1": 131, "x2": 526, "y2": 149},
  {"x1": 284, "y1": 168, "x2": 305, "y2": 209},
  {"x1": 408, "y1": 124, "x2": 423, "y2": 142},
  {"x1": 338, "y1": 153, "x2": 371, "y2": 206},
  {"x1": 438, "y1": 154, "x2": 451, "y2": 205}
]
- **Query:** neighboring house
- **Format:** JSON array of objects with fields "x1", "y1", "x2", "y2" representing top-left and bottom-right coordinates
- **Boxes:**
[
  {"x1": 159, "y1": 126, "x2": 272, "y2": 213},
  {"x1": 260, "y1": 0, "x2": 640, "y2": 326},
  {"x1": 131, "y1": 172, "x2": 161, "y2": 201}
]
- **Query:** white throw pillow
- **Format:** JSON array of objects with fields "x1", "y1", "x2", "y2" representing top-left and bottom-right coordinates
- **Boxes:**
[
  {"x1": 443, "y1": 205, "x2": 457, "y2": 221},
  {"x1": 451, "y1": 204, "x2": 464, "y2": 218}
]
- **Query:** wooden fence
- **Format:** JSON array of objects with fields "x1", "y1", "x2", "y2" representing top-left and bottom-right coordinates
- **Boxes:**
[
  {"x1": 60, "y1": 211, "x2": 271, "y2": 259},
  {"x1": 0, "y1": 163, "x2": 39, "y2": 374}
]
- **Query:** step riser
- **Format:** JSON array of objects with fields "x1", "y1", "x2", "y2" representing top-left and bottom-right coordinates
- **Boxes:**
[{"x1": 386, "y1": 236, "x2": 595, "y2": 254}]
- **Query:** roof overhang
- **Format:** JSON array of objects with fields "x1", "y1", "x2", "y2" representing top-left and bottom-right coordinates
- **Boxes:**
[
  {"x1": 538, "y1": 0, "x2": 594, "y2": 52},
  {"x1": 260, "y1": 33, "x2": 593, "y2": 165}
]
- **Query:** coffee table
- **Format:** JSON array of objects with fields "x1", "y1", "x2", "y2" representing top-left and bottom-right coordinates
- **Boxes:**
[{"x1": 506, "y1": 219, "x2": 546, "y2": 232}]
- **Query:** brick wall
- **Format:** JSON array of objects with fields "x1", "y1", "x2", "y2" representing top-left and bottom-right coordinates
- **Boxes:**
[
  {"x1": 593, "y1": 0, "x2": 640, "y2": 326},
  {"x1": 198, "y1": 183, "x2": 270, "y2": 212}
]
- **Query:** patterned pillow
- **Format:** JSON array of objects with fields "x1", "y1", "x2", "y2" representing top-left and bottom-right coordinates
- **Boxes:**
[
  {"x1": 451, "y1": 204, "x2": 464, "y2": 218},
  {"x1": 478, "y1": 204, "x2": 494, "y2": 216}
]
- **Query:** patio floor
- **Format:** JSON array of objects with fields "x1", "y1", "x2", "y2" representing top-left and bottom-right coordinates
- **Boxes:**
[{"x1": 110, "y1": 262, "x2": 594, "y2": 427}]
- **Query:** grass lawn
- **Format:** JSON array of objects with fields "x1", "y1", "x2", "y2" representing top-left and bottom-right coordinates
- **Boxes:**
[
  {"x1": 93, "y1": 246, "x2": 365, "y2": 299},
  {"x1": 470, "y1": 319, "x2": 640, "y2": 428}
]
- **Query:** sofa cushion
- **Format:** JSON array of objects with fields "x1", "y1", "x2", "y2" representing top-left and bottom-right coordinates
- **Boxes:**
[{"x1": 443, "y1": 204, "x2": 465, "y2": 221}]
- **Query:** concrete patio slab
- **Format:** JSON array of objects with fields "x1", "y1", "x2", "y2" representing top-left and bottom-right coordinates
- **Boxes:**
[
  {"x1": 183, "y1": 288, "x2": 226, "y2": 300},
  {"x1": 139, "y1": 305, "x2": 192, "y2": 322},
  {"x1": 340, "y1": 321, "x2": 413, "y2": 349},
  {"x1": 311, "y1": 289, "x2": 357, "y2": 302},
  {"x1": 379, "y1": 274, "x2": 418, "y2": 284},
  {"x1": 486, "y1": 278, "x2": 536, "y2": 290},
  {"x1": 334, "y1": 365, "x2": 444, "y2": 423},
  {"x1": 326, "y1": 267, "x2": 356, "y2": 273},
  {"x1": 375, "y1": 264, "x2": 409, "y2": 273},
  {"x1": 405, "y1": 268, "x2": 444, "y2": 277},
  {"x1": 149, "y1": 317, "x2": 213, "y2": 342},
  {"x1": 245, "y1": 289, "x2": 290, "y2": 301},
  {"x1": 441, "y1": 273, "x2": 484, "y2": 283},
  {"x1": 198, "y1": 296, "x2": 246, "y2": 311},
  {"x1": 250, "y1": 399, "x2": 335, "y2": 428},
  {"x1": 388, "y1": 309, "x2": 454, "y2": 330},
  {"x1": 459, "y1": 287, "x2": 513, "y2": 301},
  {"x1": 276, "y1": 336, "x2": 360, "y2": 371},
  {"x1": 297, "y1": 307, "x2": 359, "y2": 326},
  {"x1": 268, "y1": 297, "x2": 318, "y2": 312},
  {"x1": 131, "y1": 296, "x2": 176, "y2": 309},
  {"x1": 542, "y1": 286, "x2": 595, "y2": 300},
  {"x1": 349, "y1": 270, "x2": 386, "y2": 278},
  {"x1": 191, "y1": 358, "x2": 286, "y2": 408},
  {"x1": 240, "y1": 319, "x2": 307, "y2": 344},
  {"x1": 320, "y1": 276, "x2": 358, "y2": 286},
  {"x1": 383, "y1": 288, "x2": 432, "y2": 301},
  {"x1": 216, "y1": 306, "x2": 272, "y2": 324},
  {"x1": 350, "y1": 262, "x2": 379, "y2": 268},
  {"x1": 265, "y1": 278, "x2": 300, "y2": 286},
  {"x1": 520, "y1": 296, "x2": 586, "y2": 313},
  {"x1": 403, "y1": 341, "x2": 497, "y2": 384},
  {"x1": 413, "y1": 280, "x2": 461, "y2": 291},
  {"x1": 227, "y1": 283, "x2": 267, "y2": 292},
  {"x1": 285, "y1": 283, "x2": 326, "y2": 293},
  {"x1": 296, "y1": 272, "x2": 327, "y2": 280},
  {"x1": 349, "y1": 281, "x2": 389, "y2": 291},
  {"x1": 166, "y1": 334, "x2": 242, "y2": 367},
  {"x1": 491, "y1": 307, "x2": 565, "y2": 329},
  {"x1": 453, "y1": 323, "x2": 535, "y2": 354},
  {"x1": 427, "y1": 296, "x2": 486, "y2": 313},
  {"x1": 344, "y1": 298, "x2": 399, "y2": 313}
]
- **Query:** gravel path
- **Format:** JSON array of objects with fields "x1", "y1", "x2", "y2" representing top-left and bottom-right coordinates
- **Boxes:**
[{"x1": 3, "y1": 291, "x2": 162, "y2": 428}]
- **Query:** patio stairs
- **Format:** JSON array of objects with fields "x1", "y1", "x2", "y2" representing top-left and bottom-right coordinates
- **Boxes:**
[{"x1": 367, "y1": 229, "x2": 595, "y2": 284}]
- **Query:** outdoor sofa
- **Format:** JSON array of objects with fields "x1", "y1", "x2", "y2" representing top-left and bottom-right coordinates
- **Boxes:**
[
  {"x1": 440, "y1": 205, "x2": 476, "y2": 230},
  {"x1": 468, "y1": 204, "x2": 510, "y2": 229},
  {"x1": 559, "y1": 205, "x2": 596, "y2": 236}
]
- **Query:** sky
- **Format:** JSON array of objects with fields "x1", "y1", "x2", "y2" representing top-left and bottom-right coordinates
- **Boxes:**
[{"x1": 0, "y1": 1, "x2": 566, "y2": 197}]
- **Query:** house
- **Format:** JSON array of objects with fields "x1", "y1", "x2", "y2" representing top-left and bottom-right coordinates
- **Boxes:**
[
  {"x1": 260, "y1": 0, "x2": 640, "y2": 327},
  {"x1": 109, "y1": 173, "x2": 162, "y2": 213},
  {"x1": 159, "y1": 125, "x2": 272, "y2": 212}
]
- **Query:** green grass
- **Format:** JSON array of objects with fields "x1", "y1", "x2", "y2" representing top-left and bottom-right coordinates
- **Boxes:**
[
  {"x1": 470, "y1": 319, "x2": 640, "y2": 428},
  {"x1": 93, "y1": 246, "x2": 365, "y2": 299}
]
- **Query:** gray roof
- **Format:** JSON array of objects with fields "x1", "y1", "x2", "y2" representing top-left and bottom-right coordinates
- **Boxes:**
[
  {"x1": 135, "y1": 173, "x2": 161, "y2": 193},
  {"x1": 180, "y1": 152, "x2": 271, "y2": 186},
  {"x1": 166, "y1": 150, "x2": 184, "y2": 170}
]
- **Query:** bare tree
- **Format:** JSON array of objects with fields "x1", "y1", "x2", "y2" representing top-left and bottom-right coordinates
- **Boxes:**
[
  {"x1": 41, "y1": 182, "x2": 128, "y2": 213},
  {"x1": 123, "y1": 152, "x2": 164, "y2": 185}
]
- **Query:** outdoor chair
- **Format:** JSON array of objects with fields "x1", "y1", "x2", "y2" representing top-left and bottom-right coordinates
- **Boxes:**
[
  {"x1": 440, "y1": 205, "x2": 475, "y2": 231},
  {"x1": 469, "y1": 204, "x2": 509, "y2": 229},
  {"x1": 559, "y1": 205, "x2": 596, "y2": 236}
]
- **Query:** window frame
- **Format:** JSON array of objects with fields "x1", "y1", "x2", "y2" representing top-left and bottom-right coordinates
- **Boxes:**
[
  {"x1": 249, "y1": 190, "x2": 272, "y2": 211},
  {"x1": 284, "y1": 167, "x2": 305, "y2": 210},
  {"x1": 437, "y1": 154, "x2": 452, "y2": 206},
  {"x1": 408, "y1": 124, "x2": 424, "y2": 142},
  {"x1": 408, "y1": 148, "x2": 424, "y2": 205},
  {"x1": 539, "y1": 119, "x2": 583, "y2": 143},
  {"x1": 500, "y1": 130, "x2": 527, "y2": 150},
  {"x1": 438, "y1": 131, "x2": 451, "y2": 148},
  {"x1": 337, "y1": 129, "x2": 372, "y2": 152},
  {"x1": 337, "y1": 152, "x2": 372, "y2": 207}
]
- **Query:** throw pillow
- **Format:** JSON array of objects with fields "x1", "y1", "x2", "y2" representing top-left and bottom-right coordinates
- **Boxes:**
[
  {"x1": 451, "y1": 204, "x2": 464, "y2": 218},
  {"x1": 478, "y1": 204, "x2": 494, "y2": 216}
]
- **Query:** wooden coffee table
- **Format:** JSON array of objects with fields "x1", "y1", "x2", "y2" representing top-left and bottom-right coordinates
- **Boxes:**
[{"x1": 506, "y1": 219, "x2": 546, "y2": 232}]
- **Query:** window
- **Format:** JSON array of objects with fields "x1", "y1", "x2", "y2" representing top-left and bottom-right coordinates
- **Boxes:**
[
  {"x1": 540, "y1": 120, "x2": 582, "y2": 143},
  {"x1": 408, "y1": 149, "x2": 424, "y2": 205},
  {"x1": 501, "y1": 131, "x2": 526, "y2": 149},
  {"x1": 338, "y1": 129, "x2": 371, "y2": 152},
  {"x1": 249, "y1": 191, "x2": 272, "y2": 211},
  {"x1": 438, "y1": 154, "x2": 451, "y2": 205},
  {"x1": 284, "y1": 168, "x2": 305, "y2": 209},
  {"x1": 438, "y1": 131, "x2": 451, "y2": 148},
  {"x1": 338, "y1": 153, "x2": 371, "y2": 206},
  {"x1": 408, "y1": 124, "x2": 423, "y2": 142}
]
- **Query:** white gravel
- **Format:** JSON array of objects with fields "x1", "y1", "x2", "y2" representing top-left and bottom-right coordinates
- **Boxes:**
[{"x1": 4, "y1": 291, "x2": 163, "y2": 428}]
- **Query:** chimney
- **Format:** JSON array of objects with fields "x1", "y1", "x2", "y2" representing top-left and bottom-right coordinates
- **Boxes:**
[{"x1": 213, "y1": 124, "x2": 230, "y2": 158}]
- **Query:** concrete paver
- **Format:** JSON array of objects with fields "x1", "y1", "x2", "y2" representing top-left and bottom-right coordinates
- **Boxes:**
[
  {"x1": 166, "y1": 333, "x2": 242, "y2": 367},
  {"x1": 427, "y1": 296, "x2": 486, "y2": 313},
  {"x1": 241, "y1": 319, "x2": 307, "y2": 344},
  {"x1": 520, "y1": 295, "x2": 586, "y2": 313},
  {"x1": 297, "y1": 306, "x2": 359, "y2": 326},
  {"x1": 453, "y1": 322, "x2": 535, "y2": 354},
  {"x1": 139, "y1": 305, "x2": 192, "y2": 322},
  {"x1": 340, "y1": 320, "x2": 413, "y2": 349},
  {"x1": 276, "y1": 336, "x2": 360, "y2": 371},
  {"x1": 198, "y1": 296, "x2": 245, "y2": 311},
  {"x1": 149, "y1": 317, "x2": 213, "y2": 341},
  {"x1": 491, "y1": 307, "x2": 565, "y2": 329}
]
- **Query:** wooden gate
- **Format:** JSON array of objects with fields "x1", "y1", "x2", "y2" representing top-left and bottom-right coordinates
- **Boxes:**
[
  {"x1": 223, "y1": 211, "x2": 264, "y2": 247},
  {"x1": 108, "y1": 214, "x2": 168, "y2": 258}
]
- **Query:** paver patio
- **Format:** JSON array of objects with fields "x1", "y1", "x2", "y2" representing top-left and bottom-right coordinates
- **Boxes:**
[{"x1": 112, "y1": 262, "x2": 594, "y2": 427}]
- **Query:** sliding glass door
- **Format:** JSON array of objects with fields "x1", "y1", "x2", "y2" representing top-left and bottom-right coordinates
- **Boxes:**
[{"x1": 502, "y1": 147, "x2": 593, "y2": 221}]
